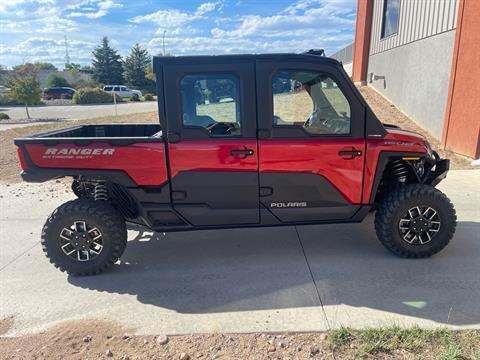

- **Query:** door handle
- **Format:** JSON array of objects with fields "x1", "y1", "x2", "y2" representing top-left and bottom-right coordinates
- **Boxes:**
[
  {"x1": 338, "y1": 148, "x2": 362, "y2": 159},
  {"x1": 230, "y1": 148, "x2": 254, "y2": 158}
]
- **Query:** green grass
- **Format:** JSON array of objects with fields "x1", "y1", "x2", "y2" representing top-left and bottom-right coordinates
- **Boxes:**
[{"x1": 328, "y1": 326, "x2": 479, "y2": 359}]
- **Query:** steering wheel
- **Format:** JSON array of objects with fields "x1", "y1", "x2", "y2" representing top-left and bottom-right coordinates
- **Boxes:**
[{"x1": 206, "y1": 122, "x2": 232, "y2": 135}]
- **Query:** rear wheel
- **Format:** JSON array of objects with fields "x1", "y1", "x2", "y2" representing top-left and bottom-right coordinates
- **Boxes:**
[
  {"x1": 41, "y1": 199, "x2": 127, "y2": 275},
  {"x1": 375, "y1": 184, "x2": 456, "y2": 257}
]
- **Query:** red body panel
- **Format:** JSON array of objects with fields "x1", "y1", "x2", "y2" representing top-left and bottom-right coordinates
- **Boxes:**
[
  {"x1": 168, "y1": 139, "x2": 258, "y2": 176},
  {"x1": 20, "y1": 127, "x2": 429, "y2": 206},
  {"x1": 24, "y1": 143, "x2": 168, "y2": 186},
  {"x1": 362, "y1": 128, "x2": 428, "y2": 203},
  {"x1": 259, "y1": 138, "x2": 365, "y2": 204}
]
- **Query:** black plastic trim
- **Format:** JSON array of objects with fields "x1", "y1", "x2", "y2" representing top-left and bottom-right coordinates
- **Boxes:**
[{"x1": 369, "y1": 151, "x2": 441, "y2": 204}]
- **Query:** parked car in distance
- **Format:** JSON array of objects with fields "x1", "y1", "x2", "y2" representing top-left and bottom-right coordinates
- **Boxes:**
[
  {"x1": 103, "y1": 85, "x2": 142, "y2": 98},
  {"x1": 43, "y1": 87, "x2": 77, "y2": 100}
]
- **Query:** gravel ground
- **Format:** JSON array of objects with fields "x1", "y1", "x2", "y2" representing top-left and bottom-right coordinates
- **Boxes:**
[
  {"x1": 1, "y1": 319, "x2": 478, "y2": 360},
  {"x1": 0, "y1": 319, "x2": 335, "y2": 360}
]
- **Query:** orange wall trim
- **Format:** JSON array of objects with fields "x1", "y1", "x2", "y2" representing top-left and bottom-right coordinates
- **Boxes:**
[
  {"x1": 352, "y1": 0, "x2": 374, "y2": 84},
  {"x1": 442, "y1": 0, "x2": 480, "y2": 159}
]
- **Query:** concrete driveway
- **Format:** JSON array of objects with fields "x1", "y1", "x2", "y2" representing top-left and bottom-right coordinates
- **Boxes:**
[
  {"x1": 0, "y1": 171, "x2": 479, "y2": 336},
  {"x1": 0, "y1": 101, "x2": 157, "y2": 122}
]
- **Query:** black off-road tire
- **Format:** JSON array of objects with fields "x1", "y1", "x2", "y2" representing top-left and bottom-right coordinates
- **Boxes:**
[
  {"x1": 41, "y1": 199, "x2": 127, "y2": 275},
  {"x1": 375, "y1": 184, "x2": 456, "y2": 258}
]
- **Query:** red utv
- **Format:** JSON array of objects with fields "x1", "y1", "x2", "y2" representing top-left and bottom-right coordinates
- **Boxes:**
[{"x1": 15, "y1": 51, "x2": 455, "y2": 275}]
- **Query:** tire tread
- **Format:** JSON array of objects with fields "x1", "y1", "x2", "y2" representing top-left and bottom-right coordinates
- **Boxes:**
[
  {"x1": 41, "y1": 199, "x2": 127, "y2": 275},
  {"x1": 374, "y1": 184, "x2": 456, "y2": 258}
]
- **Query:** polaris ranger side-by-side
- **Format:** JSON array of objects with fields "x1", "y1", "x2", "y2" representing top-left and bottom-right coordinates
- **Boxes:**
[{"x1": 15, "y1": 52, "x2": 456, "y2": 275}]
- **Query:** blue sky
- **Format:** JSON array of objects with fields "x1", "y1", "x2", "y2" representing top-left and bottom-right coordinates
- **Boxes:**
[{"x1": 0, "y1": 0, "x2": 356, "y2": 69}]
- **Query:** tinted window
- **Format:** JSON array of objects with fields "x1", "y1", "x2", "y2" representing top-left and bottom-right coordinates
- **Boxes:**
[
  {"x1": 381, "y1": 0, "x2": 400, "y2": 38},
  {"x1": 181, "y1": 74, "x2": 241, "y2": 136},
  {"x1": 113, "y1": 86, "x2": 120, "y2": 91},
  {"x1": 121, "y1": 86, "x2": 127, "y2": 91},
  {"x1": 272, "y1": 70, "x2": 351, "y2": 135},
  {"x1": 104, "y1": 86, "x2": 112, "y2": 91}
]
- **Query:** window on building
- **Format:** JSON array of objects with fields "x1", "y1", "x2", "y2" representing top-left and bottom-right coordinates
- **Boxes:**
[
  {"x1": 272, "y1": 70, "x2": 351, "y2": 135},
  {"x1": 181, "y1": 73, "x2": 241, "y2": 136},
  {"x1": 381, "y1": 0, "x2": 400, "y2": 38}
]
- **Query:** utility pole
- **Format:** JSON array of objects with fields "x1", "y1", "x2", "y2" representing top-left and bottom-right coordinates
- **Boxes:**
[
  {"x1": 162, "y1": 30, "x2": 166, "y2": 56},
  {"x1": 64, "y1": 33, "x2": 70, "y2": 68}
]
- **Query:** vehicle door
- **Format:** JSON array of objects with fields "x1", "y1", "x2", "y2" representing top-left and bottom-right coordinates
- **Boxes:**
[
  {"x1": 256, "y1": 59, "x2": 366, "y2": 222},
  {"x1": 112, "y1": 86, "x2": 121, "y2": 97},
  {"x1": 120, "y1": 86, "x2": 130, "y2": 97},
  {"x1": 161, "y1": 60, "x2": 260, "y2": 226}
]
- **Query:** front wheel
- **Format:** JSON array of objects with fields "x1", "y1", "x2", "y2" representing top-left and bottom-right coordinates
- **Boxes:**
[
  {"x1": 41, "y1": 199, "x2": 127, "y2": 275},
  {"x1": 375, "y1": 184, "x2": 456, "y2": 258}
]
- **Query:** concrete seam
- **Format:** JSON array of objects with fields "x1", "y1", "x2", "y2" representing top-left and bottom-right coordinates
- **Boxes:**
[
  {"x1": 0, "y1": 242, "x2": 40, "y2": 273},
  {"x1": 294, "y1": 226, "x2": 332, "y2": 331}
]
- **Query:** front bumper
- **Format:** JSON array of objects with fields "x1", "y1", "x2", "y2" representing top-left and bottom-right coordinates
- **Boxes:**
[{"x1": 425, "y1": 154, "x2": 449, "y2": 187}]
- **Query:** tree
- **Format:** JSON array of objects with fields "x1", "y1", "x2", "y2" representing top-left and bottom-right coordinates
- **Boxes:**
[
  {"x1": 0, "y1": 65, "x2": 8, "y2": 84},
  {"x1": 145, "y1": 63, "x2": 156, "y2": 82},
  {"x1": 45, "y1": 72, "x2": 70, "y2": 88},
  {"x1": 80, "y1": 65, "x2": 94, "y2": 73},
  {"x1": 65, "y1": 63, "x2": 81, "y2": 71},
  {"x1": 91, "y1": 37, "x2": 123, "y2": 85},
  {"x1": 145, "y1": 53, "x2": 172, "y2": 83},
  {"x1": 33, "y1": 62, "x2": 57, "y2": 71},
  {"x1": 123, "y1": 43, "x2": 151, "y2": 88},
  {"x1": 9, "y1": 73, "x2": 41, "y2": 119},
  {"x1": 13, "y1": 62, "x2": 57, "y2": 73}
]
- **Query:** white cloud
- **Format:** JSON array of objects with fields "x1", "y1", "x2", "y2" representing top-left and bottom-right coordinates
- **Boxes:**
[
  {"x1": 195, "y1": 1, "x2": 223, "y2": 16},
  {"x1": 129, "y1": 0, "x2": 223, "y2": 29},
  {"x1": 0, "y1": 36, "x2": 96, "y2": 65},
  {"x1": 0, "y1": 0, "x2": 54, "y2": 12},
  {"x1": 129, "y1": 9, "x2": 199, "y2": 28},
  {"x1": 67, "y1": 0, "x2": 123, "y2": 19},
  {"x1": 211, "y1": 0, "x2": 355, "y2": 39},
  {"x1": 0, "y1": 0, "x2": 356, "y2": 68}
]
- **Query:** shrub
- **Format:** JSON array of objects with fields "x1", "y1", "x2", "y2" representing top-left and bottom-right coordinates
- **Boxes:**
[
  {"x1": 143, "y1": 93, "x2": 154, "y2": 101},
  {"x1": 0, "y1": 112, "x2": 10, "y2": 120},
  {"x1": 0, "y1": 93, "x2": 17, "y2": 106},
  {"x1": 0, "y1": 92, "x2": 42, "y2": 106},
  {"x1": 45, "y1": 72, "x2": 70, "y2": 88},
  {"x1": 9, "y1": 74, "x2": 42, "y2": 118},
  {"x1": 130, "y1": 93, "x2": 140, "y2": 102},
  {"x1": 73, "y1": 88, "x2": 114, "y2": 104}
]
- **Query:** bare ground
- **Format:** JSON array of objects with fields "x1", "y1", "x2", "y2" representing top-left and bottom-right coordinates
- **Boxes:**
[{"x1": 1, "y1": 318, "x2": 479, "y2": 360}]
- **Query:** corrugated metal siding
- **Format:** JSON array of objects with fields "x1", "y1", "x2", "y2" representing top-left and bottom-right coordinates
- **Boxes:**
[{"x1": 370, "y1": 0, "x2": 458, "y2": 55}]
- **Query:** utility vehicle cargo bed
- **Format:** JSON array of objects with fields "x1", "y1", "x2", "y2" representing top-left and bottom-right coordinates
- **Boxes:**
[
  {"x1": 14, "y1": 123, "x2": 167, "y2": 186},
  {"x1": 14, "y1": 124, "x2": 162, "y2": 144}
]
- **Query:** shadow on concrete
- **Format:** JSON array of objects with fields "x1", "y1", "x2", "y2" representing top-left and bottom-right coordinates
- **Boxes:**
[{"x1": 68, "y1": 218, "x2": 480, "y2": 325}]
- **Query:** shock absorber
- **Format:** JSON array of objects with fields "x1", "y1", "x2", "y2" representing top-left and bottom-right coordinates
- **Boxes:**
[
  {"x1": 93, "y1": 182, "x2": 108, "y2": 201},
  {"x1": 390, "y1": 160, "x2": 408, "y2": 183}
]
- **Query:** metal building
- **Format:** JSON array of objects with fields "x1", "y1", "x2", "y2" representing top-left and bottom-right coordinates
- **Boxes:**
[{"x1": 351, "y1": 0, "x2": 479, "y2": 159}]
